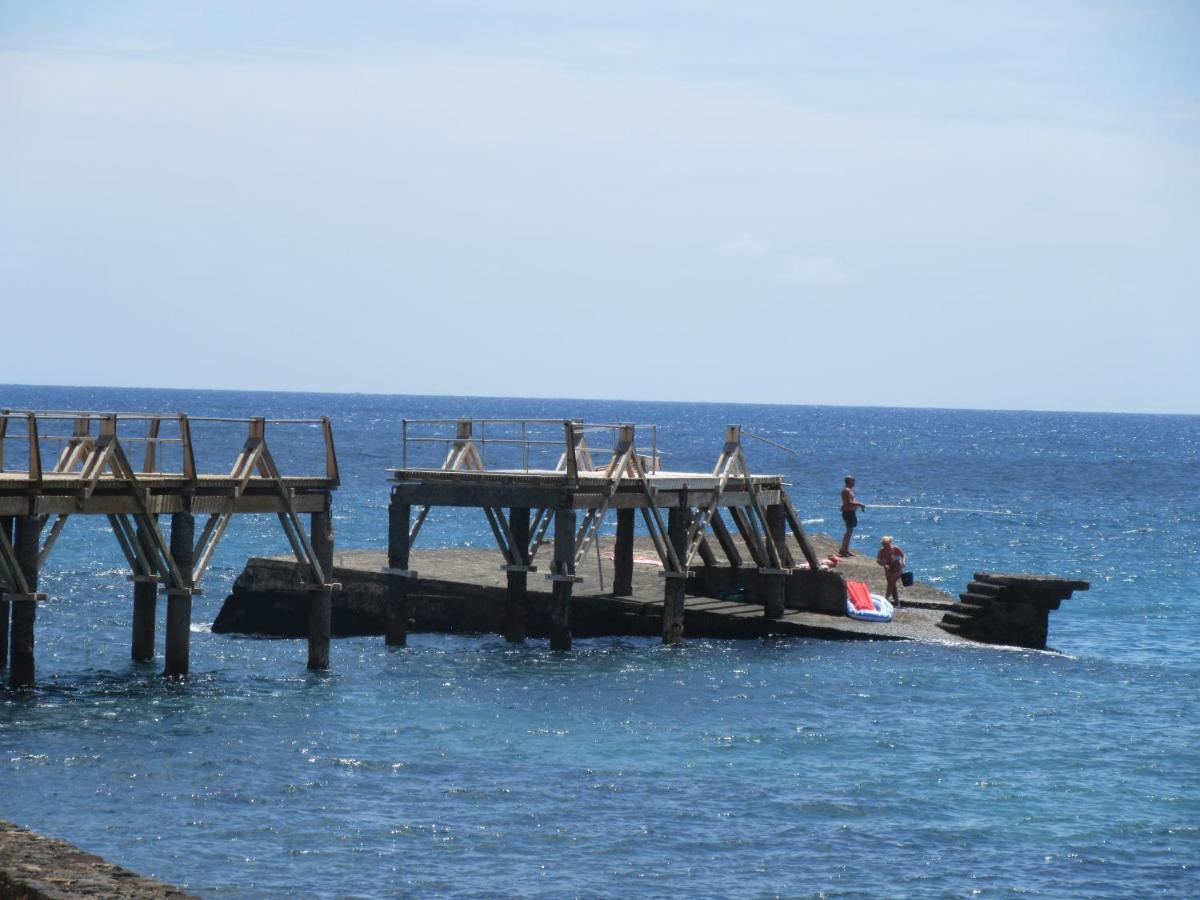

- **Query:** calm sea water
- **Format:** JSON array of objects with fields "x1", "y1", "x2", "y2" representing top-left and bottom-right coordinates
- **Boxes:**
[{"x1": 1, "y1": 385, "x2": 1197, "y2": 897}]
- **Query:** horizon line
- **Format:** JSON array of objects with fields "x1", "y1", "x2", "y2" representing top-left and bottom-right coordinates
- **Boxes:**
[{"x1": 1, "y1": 382, "x2": 1196, "y2": 419}]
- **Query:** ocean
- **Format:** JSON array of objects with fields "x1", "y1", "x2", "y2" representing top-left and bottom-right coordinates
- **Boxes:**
[{"x1": 1, "y1": 384, "x2": 1197, "y2": 897}]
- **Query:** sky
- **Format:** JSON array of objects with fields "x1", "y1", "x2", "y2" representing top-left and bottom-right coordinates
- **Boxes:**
[{"x1": 1, "y1": 1, "x2": 1198, "y2": 414}]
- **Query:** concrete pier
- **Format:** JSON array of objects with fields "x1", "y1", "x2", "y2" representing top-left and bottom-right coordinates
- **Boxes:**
[{"x1": 215, "y1": 532, "x2": 976, "y2": 646}]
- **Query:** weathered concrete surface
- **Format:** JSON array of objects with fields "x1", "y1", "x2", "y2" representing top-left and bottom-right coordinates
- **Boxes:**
[
  {"x1": 939, "y1": 572, "x2": 1089, "y2": 648},
  {"x1": 0, "y1": 819, "x2": 195, "y2": 899},
  {"x1": 215, "y1": 534, "x2": 974, "y2": 646}
]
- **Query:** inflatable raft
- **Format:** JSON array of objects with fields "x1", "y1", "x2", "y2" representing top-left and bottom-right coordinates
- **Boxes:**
[{"x1": 845, "y1": 580, "x2": 894, "y2": 623}]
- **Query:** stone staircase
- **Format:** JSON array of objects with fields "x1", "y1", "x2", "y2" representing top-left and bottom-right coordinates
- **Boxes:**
[{"x1": 938, "y1": 572, "x2": 1089, "y2": 649}]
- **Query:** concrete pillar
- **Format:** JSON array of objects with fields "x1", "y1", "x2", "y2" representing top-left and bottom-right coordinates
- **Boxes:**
[
  {"x1": 164, "y1": 512, "x2": 195, "y2": 677},
  {"x1": 130, "y1": 520, "x2": 157, "y2": 662},
  {"x1": 550, "y1": 507, "x2": 575, "y2": 651},
  {"x1": 612, "y1": 507, "x2": 635, "y2": 597},
  {"x1": 308, "y1": 504, "x2": 334, "y2": 671},
  {"x1": 505, "y1": 507, "x2": 530, "y2": 643},
  {"x1": 0, "y1": 516, "x2": 11, "y2": 671},
  {"x1": 662, "y1": 505, "x2": 687, "y2": 645},
  {"x1": 386, "y1": 496, "x2": 411, "y2": 647},
  {"x1": 10, "y1": 516, "x2": 41, "y2": 688},
  {"x1": 763, "y1": 504, "x2": 787, "y2": 619}
]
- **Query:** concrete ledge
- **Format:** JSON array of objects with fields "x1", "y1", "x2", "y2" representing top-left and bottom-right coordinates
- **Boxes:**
[{"x1": 0, "y1": 819, "x2": 195, "y2": 899}]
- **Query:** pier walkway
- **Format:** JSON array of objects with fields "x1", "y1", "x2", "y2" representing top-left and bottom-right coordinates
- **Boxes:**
[
  {"x1": 381, "y1": 419, "x2": 833, "y2": 650},
  {"x1": 0, "y1": 410, "x2": 341, "y2": 686}
]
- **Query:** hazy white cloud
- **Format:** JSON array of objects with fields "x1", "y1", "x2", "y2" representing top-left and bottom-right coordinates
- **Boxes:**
[{"x1": 777, "y1": 256, "x2": 851, "y2": 286}]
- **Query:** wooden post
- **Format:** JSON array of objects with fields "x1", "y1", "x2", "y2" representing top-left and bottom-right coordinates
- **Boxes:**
[
  {"x1": 505, "y1": 507, "x2": 530, "y2": 643},
  {"x1": 550, "y1": 507, "x2": 575, "y2": 651},
  {"x1": 131, "y1": 520, "x2": 157, "y2": 662},
  {"x1": 709, "y1": 509, "x2": 743, "y2": 568},
  {"x1": 0, "y1": 516, "x2": 10, "y2": 672},
  {"x1": 386, "y1": 496, "x2": 411, "y2": 647},
  {"x1": 763, "y1": 504, "x2": 787, "y2": 619},
  {"x1": 308, "y1": 504, "x2": 334, "y2": 670},
  {"x1": 729, "y1": 507, "x2": 767, "y2": 566},
  {"x1": 663, "y1": 504, "x2": 687, "y2": 644},
  {"x1": 612, "y1": 507, "x2": 635, "y2": 596},
  {"x1": 687, "y1": 508, "x2": 719, "y2": 568},
  {"x1": 767, "y1": 503, "x2": 793, "y2": 569},
  {"x1": 9, "y1": 516, "x2": 40, "y2": 688},
  {"x1": 164, "y1": 512, "x2": 194, "y2": 677}
]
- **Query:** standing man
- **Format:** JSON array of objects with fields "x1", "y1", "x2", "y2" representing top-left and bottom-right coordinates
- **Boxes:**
[{"x1": 839, "y1": 475, "x2": 867, "y2": 557}]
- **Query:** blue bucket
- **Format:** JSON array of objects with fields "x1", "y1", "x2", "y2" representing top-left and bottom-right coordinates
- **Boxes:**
[{"x1": 901, "y1": 571, "x2": 914, "y2": 587}]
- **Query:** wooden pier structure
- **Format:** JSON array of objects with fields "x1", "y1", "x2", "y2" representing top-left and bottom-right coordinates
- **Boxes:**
[
  {"x1": 0, "y1": 410, "x2": 340, "y2": 686},
  {"x1": 384, "y1": 419, "x2": 826, "y2": 651}
]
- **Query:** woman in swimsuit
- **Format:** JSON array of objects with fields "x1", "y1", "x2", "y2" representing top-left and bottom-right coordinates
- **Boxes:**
[{"x1": 876, "y1": 535, "x2": 906, "y2": 604}]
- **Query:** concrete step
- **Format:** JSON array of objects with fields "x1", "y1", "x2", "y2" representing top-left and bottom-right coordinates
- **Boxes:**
[
  {"x1": 958, "y1": 592, "x2": 995, "y2": 607},
  {"x1": 965, "y1": 581, "x2": 1003, "y2": 596},
  {"x1": 939, "y1": 610, "x2": 977, "y2": 628}
]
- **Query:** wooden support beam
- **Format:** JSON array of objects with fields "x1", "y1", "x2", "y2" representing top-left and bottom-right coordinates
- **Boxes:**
[
  {"x1": 9, "y1": 516, "x2": 41, "y2": 688},
  {"x1": 505, "y1": 507, "x2": 530, "y2": 643},
  {"x1": 386, "y1": 498, "x2": 411, "y2": 647},
  {"x1": 612, "y1": 507, "x2": 635, "y2": 597},
  {"x1": 3, "y1": 491, "x2": 332, "y2": 518},
  {"x1": 386, "y1": 481, "x2": 781, "y2": 511},
  {"x1": 164, "y1": 512, "x2": 194, "y2": 678},
  {"x1": 550, "y1": 508, "x2": 575, "y2": 651},
  {"x1": 767, "y1": 504, "x2": 794, "y2": 568},
  {"x1": 308, "y1": 506, "x2": 334, "y2": 671},
  {"x1": 780, "y1": 492, "x2": 820, "y2": 570},
  {"x1": 663, "y1": 505, "x2": 688, "y2": 645},
  {"x1": 709, "y1": 509, "x2": 743, "y2": 568},
  {"x1": 729, "y1": 507, "x2": 767, "y2": 567},
  {"x1": 131, "y1": 520, "x2": 157, "y2": 662}
]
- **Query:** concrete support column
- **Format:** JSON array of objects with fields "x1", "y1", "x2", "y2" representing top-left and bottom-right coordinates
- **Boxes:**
[
  {"x1": 10, "y1": 516, "x2": 41, "y2": 688},
  {"x1": 0, "y1": 516, "x2": 12, "y2": 672},
  {"x1": 505, "y1": 507, "x2": 530, "y2": 643},
  {"x1": 612, "y1": 508, "x2": 635, "y2": 597},
  {"x1": 662, "y1": 505, "x2": 687, "y2": 645},
  {"x1": 550, "y1": 507, "x2": 576, "y2": 652},
  {"x1": 386, "y1": 497, "x2": 411, "y2": 647},
  {"x1": 308, "y1": 504, "x2": 334, "y2": 671},
  {"x1": 164, "y1": 512, "x2": 195, "y2": 678},
  {"x1": 131, "y1": 520, "x2": 157, "y2": 662},
  {"x1": 763, "y1": 504, "x2": 788, "y2": 619}
]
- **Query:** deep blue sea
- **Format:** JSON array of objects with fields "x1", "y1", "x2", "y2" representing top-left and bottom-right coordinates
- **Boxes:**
[{"x1": 1, "y1": 385, "x2": 1197, "y2": 898}]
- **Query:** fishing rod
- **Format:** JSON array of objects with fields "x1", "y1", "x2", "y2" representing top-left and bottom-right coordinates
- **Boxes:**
[{"x1": 867, "y1": 503, "x2": 1022, "y2": 517}]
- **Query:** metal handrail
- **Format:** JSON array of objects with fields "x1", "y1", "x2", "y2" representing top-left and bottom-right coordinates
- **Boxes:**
[
  {"x1": 399, "y1": 418, "x2": 660, "y2": 475},
  {"x1": 0, "y1": 409, "x2": 338, "y2": 484}
]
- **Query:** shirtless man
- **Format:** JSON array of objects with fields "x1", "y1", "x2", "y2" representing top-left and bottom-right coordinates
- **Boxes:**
[{"x1": 839, "y1": 475, "x2": 866, "y2": 556}]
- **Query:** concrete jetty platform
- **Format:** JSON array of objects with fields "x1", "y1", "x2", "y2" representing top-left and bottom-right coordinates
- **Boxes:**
[{"x1": 216, "y1": 532, "x2": 972, "y2": 646}]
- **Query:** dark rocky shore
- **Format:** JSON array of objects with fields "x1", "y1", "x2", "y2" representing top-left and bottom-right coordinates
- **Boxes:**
[{"x1": 0, "y1": 819, "x2": 194, "y2": 899}]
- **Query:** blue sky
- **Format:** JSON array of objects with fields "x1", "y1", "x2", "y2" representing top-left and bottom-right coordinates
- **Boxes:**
[{"x1": 2, "y1": 1, "x2": 1197, "y2": 413}]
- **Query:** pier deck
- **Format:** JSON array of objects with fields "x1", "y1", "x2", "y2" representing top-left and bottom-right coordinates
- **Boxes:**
[
  {"x1": 381, "y1": 419, "x2": 833, "y2": 651},
  {"x1": 0, "y1": 410, "x2": 341, "y2": 685}
]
